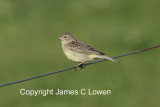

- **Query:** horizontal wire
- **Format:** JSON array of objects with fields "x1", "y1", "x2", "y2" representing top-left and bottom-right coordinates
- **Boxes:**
[{"x1": 0, "y1": 45, "x2": 159, "y2": 87}]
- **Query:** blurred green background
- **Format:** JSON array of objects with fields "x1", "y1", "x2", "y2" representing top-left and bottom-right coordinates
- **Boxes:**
[{"x1": 0, "y1": 0, "x2": 160, "y2": 107}]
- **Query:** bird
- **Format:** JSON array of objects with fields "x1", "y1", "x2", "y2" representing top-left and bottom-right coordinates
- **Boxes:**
[{"x1": 59, "y1": 33, "x2": 119, "y2": 70}]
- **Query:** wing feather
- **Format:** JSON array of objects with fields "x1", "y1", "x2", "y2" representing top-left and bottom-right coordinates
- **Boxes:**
[{"x1": 68, "y1": 41, "x2": 105, "y2": 55}]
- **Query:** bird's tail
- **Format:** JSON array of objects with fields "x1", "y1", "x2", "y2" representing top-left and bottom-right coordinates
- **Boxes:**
[{"x1": 97, "y1": 55, "x2": 119, "y2": 63}]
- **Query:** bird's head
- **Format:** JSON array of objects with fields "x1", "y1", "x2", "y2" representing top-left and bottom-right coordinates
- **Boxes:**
[{"x1": 59, "y1": 33, "x2": 76, "y2": 44}]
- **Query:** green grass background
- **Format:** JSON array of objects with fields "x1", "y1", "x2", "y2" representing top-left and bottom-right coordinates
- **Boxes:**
[{"x1": 0, "y1": 0, "x2": 160, "y2": 107}]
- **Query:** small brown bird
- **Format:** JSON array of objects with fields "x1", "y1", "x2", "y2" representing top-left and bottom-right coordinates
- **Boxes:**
[{"x1": 59, "y1": 33, "x2": 119, "y2": 70}]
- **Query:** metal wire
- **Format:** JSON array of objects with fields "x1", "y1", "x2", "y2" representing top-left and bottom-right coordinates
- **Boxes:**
[{"x1": 0, "y1": 45, "x2": 159, "y2": 87}]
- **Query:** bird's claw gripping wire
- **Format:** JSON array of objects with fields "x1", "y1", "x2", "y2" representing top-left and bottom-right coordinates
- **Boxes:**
[{"x1": 74, "y1": 63, "x2": 85, "y2": 70}]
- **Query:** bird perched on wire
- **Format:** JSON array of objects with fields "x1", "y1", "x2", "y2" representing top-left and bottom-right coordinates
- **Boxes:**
[{"x1": 59, "y1": 33, "x2": 119, "y2": 70}]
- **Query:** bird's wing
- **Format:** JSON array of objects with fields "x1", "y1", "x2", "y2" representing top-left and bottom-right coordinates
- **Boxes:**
[
  {"x1": 68, "y1": 41, "x2": 87, "y2": 52},
  {"x1": 68, "y1": 41, "x2": 105, "y2": 55},
  {"x1": 86, "y1": 46, "x2": 105, "y2": 55}
]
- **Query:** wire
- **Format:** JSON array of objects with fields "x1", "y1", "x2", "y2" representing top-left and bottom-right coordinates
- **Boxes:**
[{"x1": 0, "y1": 45, "x2": 159, "y2": 87}]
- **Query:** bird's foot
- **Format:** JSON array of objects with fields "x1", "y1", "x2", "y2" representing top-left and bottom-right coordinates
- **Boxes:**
[{"x1": 74, "y1": 63, "x2": 85, "y2": 70}]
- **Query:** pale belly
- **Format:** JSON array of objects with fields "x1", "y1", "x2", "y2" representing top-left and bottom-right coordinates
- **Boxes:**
[{"x1": 63, "y1": 49, "x2": 93, "y2": 63}]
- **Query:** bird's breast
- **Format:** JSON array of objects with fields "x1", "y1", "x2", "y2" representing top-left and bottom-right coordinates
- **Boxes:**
[{"x1": 62, "y1": 46, "x2": 92, "y2": 62}]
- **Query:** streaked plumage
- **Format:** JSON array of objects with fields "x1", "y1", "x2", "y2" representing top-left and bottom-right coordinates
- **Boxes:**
[{"x1": 59, "y1": 33, "x2": 119, "y2": 69}]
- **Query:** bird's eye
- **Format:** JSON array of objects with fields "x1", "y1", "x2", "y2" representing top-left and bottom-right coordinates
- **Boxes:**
[{"x1": 64, "y1": 36, "x2": 67, "y2": 38}]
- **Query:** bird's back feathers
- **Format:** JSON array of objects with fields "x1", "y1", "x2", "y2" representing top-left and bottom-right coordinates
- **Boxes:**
[{"x1": 68, "y1": 41, "x2": 105, "y2": 55}]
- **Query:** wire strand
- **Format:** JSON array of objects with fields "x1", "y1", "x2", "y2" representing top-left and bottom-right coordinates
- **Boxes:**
[{"x1": 0, "y1": 45, "x2": 159, "y2": 87}]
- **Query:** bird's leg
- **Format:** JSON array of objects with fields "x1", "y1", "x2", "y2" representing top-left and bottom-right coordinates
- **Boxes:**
[
  {"x1": 75, "y1": 62, "x2": 85, "y2": 70},
  {"x1": 79, "y1": 63, "x2": 85, "y2": 69}
]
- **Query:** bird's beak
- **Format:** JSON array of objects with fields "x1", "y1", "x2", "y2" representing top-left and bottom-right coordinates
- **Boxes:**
[{"x1": 59, "y1": 36, "x2": 62, "y2": 41}]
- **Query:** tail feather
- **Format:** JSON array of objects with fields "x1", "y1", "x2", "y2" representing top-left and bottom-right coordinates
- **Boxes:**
[{"x1": 97, "y1": 55, "x2": 119, "y2": 63}]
